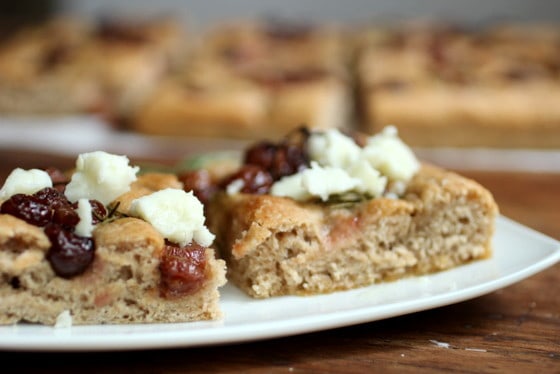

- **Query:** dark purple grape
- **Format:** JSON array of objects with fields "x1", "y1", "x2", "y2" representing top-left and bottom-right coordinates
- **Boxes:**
[
  {"x1": 244, "y1": 141, "x2": 276, "y2": 170},
  {"x1": 89, "y1": 200, "x2": 107, "y2": 224},
  {"x1": 272, "y1": 144, "x2": 308, "y2": 179},
  {"x1": 71, "y1": 200, "x2": 107, "y2": 225},
  {"x1": 0, "y1": 194, "x2": 51, "y2": 226},
  {"x1": 178, "y1": 170, "x2": 218, "y2": 205},
  {"x1": 43, "y1": 168, "x2": 69, "y2": 192},
  {"x1": 243, "y1": 128, "x2": 309, "y2": 180},
  {"x1": 34, "y1": 187, "x2": 70, "y2": 209},
  {"x1": 221, "y1": 165, "x2": 274, "y2": 194},
  {"x1": 44, "y1": 224, "x2": 95, "y2": 278},
  {"x1": 52, "y1": 205, "x2": 80, "y2": 229}
]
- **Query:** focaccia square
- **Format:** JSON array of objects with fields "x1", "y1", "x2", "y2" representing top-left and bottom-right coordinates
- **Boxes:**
[
  {"x1": 130, "y1": 19, "x2": 351, "y2": 139},
  {"x1": 200, "y1": 126, "x2": 498, "y2": 297},
  {"x1": 0, "y1": 153, "x2": 226, "y2": 326},
  {"x1": 0, "y1": 18, "x2": 103, "y2": 115},
  {"x1": 356, "y1": 22, "x2": 560, "y2": 148},
  {"x1": 0, "y1": 16, "x2": 187, "y2": 122}
]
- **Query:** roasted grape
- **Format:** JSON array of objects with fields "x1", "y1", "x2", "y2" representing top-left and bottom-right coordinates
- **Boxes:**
[
  {"x1": 178, "y1": 169, "x2": 217, "y2": 205},
  {"x1": 220, "y1": 165, "x2": 274, "y2": 194},
  {"x1": 0, "y1": 194, "x2": 51, "y2": 227},
  {"x1": 44, "y1": 224, "x2": 95, "y2": 278},
  {"x1": 44, "y1": 167, "x2": 69, "y2": 192},
  {"x1": 159, "y1": 242, "x2": 208, "y2": 298},
  {"x1": 243, "y1": 127, "x2": 309, "y2": 180}
]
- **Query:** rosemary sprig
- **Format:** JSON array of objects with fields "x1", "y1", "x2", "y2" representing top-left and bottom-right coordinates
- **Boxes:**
[
  {"x1": 101, "y1": 201, "x2": 130, "y2": 223},
  {"x1": 314, "y1": 192, "x2": 373, "y2": 209}
]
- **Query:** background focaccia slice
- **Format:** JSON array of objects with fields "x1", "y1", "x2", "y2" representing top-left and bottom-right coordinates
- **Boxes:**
[
  {"x1": 131, "y1": 72, "x2": 351, "y2": 140},
  {"x1": 0, "y1": 18, "x2": 103, "y2": 115},
  {"x1": 208, "y1": 164, "x2": 498, "y2": 298},
  {"x1": 356, "y1": 22, "x2": 560, "y2": 148},
  {"x1": 0, "y1": 173, "x2": 226, "y2": 325},
  {"x1": 130, "y1": 19, "x2": 352, "y2": 139}
]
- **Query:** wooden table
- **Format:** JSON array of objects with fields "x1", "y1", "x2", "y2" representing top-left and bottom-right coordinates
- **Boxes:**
[{"x1": 0, "y1": 149, "x2": 559, "y2": 373}]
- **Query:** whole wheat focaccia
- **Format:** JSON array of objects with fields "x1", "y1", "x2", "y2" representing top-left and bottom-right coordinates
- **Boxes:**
[
  {"x1": 0, "y1": 18, "x2": 104, "y2": 115},
  {"x1": 0, "y1": 151, "x2": 225, "y2": 325},
  {"x1": 130, "y1": 19, "x2": 351, "y2": 140},
  {"x1": 197, "y1": 126, "x2": 498, "y2": 298},
  {"x1": 356, "y1": 22, "x2": 560, "y2": 148},
  {"x1": 73, "y1": 17, "x2": 187, "y2": 120},
  {"x1": 0, "y1": 16, "x2": 186, "y2": 122}
]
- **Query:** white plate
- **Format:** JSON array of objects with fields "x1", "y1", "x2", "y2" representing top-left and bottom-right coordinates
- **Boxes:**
[{"x1": 1, "y1": 216, "x2": 559, "y2": 352}]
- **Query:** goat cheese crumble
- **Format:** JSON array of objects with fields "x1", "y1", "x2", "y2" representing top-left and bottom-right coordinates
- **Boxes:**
[
  {"x1": 271, "y1": 126, "x2": 419, "y2": 201},
  {"x1": 0, "y1": 168, "x2": 52, "y2": 200},
  {"x1": 64, "y1": 151, "x2": 139, "y2": 205},
  {"x1": 130, "y1": 188, "x2": 215, "y2": 247}
]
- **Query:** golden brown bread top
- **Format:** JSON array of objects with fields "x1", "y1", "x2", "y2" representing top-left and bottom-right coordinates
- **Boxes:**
[
  {"x1": 211, "y1": 163, "x2": 498, "y2": 259},
  {"x1": 93, "y1": 217, "x2": 164, "y2": 256},
  {"x1": 406, "y1": 164, "x2": 498, "y2": 211}
]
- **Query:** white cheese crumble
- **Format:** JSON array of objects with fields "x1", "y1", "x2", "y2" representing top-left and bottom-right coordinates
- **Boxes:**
[
  {"x1": 271, "y1": 126, "x2": 418, "y2": 202},
  {"x1": 64, "y1": 151, "x2": 139, "y2": 205},
  {"x1": 308, "y1": 128, "x2": 361, "y2": 169},
  {"x1": 363, "y1": 126, "x2": 420, "y2": 182},
  {"x1": 272, "y1": 162, "x2": 359, "y2": 201},
  {"x1": 129, "y1": 188, "x2": 215, "y2": 247},
  {"x1": 348, "y1": 159, "x2": 388, "y2": 196},
  {"x1": 269, "y1": 172, "x2": 312, "y2": 201},
  {"x1": 54, "y1": 310, "x2": 73, "y2": 328},
  {"x1": 0, "y1": 168, "x2": 52, "y2": 200},
  {"x1": 74, "y1": 198, "x2": 94, "y2": 237}
]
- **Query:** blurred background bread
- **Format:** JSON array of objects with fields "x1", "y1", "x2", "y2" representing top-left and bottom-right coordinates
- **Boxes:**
[{"x1": 1, "y1": 0, "x2": 559, "y2": 149}]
